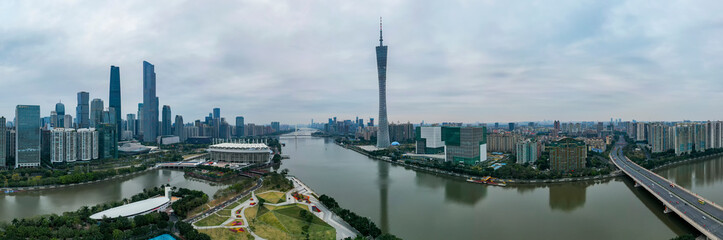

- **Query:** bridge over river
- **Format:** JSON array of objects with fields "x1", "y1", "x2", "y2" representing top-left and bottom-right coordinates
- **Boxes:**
[{"x1": 611, "y1": 137, "x2": 723, "y2": 239}]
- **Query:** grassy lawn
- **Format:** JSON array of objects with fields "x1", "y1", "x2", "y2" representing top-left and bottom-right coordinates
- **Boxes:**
[
  {"x1": 198, "y1": 228, "x2": 253, "y2": 240},
  {"x1": 245, "y1": 206, "x2": 259, "y2": 220},
  {"x1": 194, "y1": 213, "x2": 230, "y2": 227},
  {"x1": 257, "y1": 191, "x2": 287, "y2": 204},
  {"x1": 247, "y1": 204, "x2": 335, "y2": 240}
]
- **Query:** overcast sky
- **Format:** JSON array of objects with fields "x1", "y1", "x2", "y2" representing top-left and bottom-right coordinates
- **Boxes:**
[{"x1": 2, "y1": 1, "x2": 723, "y2": 125}]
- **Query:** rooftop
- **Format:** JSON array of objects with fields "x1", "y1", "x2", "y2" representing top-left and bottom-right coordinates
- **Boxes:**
[
  {"x1": 209, "y1": 143, "x2": 270, "y2": 150},
  {"x1": 89, "y1": 196, "x2": 169, "y2": 220}
]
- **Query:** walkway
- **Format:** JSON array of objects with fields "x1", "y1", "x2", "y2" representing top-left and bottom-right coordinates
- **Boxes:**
[{"x1": 191, "y1": 176, "x2": 358, "y2": 240}]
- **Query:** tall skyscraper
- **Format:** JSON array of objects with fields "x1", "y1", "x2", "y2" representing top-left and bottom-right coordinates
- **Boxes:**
[
  {"x1": 50, "y1": 111, "x2": 58, "y2": 128},
  {"x1": 142, "y1": 61, "x2": 158, "y2": 142},
  {"x1": 76, "y1": 91, "x2": 89, "y2": 128},
  {"x1": 55, "y1": 102, "x2": 65, "y2": 128},
  {"x1": 109, "y1": 66, "x2": 122, "y2": 140},
  {"x1": 162, "y1": 105, "x2": 172, "y2": 136},
  {"x1": 64, "y1": 115, "x2": 73, "y2": 129},
  {"x1": 236, "y1": 116, "x2": 245, "y2": 137},
  {"x1": 0, "y1": 116, "x2": 5, "y2": 168},
  {"x1": 90, "y1": 98, "x2": 104, "y2": 128},
  {"x1": 16, "y1": 105, "x2": 41, "y2": 168},
  {"x1": 375, "y1": 18, "x2": 390, "y2": 148},
  {"x1": 213, "y1": 108, "x2": 220, "y2": 120},
  {"x1": 174, "y1": 115, "x2": 185, "y2": 142},
  {"x1": 137, "y1": 103, "x2": 143, "y2": 136},
  {"x1": 126, "y1": 114, "x2": 136, "y2": 135}
]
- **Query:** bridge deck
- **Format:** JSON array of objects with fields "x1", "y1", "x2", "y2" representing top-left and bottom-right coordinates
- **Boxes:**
[{"x1": 611, "y1": 139, "x2": 723, "y2": 239}]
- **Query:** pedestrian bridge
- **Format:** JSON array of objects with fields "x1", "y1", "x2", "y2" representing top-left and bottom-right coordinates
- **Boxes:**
[{"x1": 610, "y1": 139, "x2": 723, "y2": 239}]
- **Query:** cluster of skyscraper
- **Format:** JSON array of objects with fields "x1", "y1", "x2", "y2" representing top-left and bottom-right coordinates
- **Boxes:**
[{"x1": 0, "y1": 60, "x2": 289, "y2": 169}]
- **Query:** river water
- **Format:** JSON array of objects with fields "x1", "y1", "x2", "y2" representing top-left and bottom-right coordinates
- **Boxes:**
[
  {"x1": 2, "y1": 131, "x2": 722, "y2": 239},
  {"x1": 279, "y1": 133, "x2": 722, "y2": 240},
  {"x1": 0, "y1": 169, "x2": 227, "y2": 223}
]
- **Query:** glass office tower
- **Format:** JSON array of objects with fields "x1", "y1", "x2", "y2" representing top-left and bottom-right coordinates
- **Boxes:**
[{"x1": 16, "y1": 105, "x2": 41, "y2": 168}]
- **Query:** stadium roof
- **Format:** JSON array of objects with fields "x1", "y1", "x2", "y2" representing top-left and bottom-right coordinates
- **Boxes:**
[
  {"x1": 209, "y1": 143, "x2": 270, "y2": 150},
  {"x1": 89, "y1": 197, "x2": 169, "y2": 220}
]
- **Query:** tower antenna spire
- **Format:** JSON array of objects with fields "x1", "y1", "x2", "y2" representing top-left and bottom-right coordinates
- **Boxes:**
[{"x1": 379, "y1": 17, "x2": 383, "y2": 46}]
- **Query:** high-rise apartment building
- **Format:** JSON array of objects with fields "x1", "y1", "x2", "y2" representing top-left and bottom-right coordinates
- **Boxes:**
[
  {"x1": 375, "y1": 18, "x2": 390, "y2": 148},
  {"x1": 516, "y1": 139, "x2": 538, "y2": 164},
  {"x1": 76, "y1": 91, "x2": 90, "y2": 128},
  {"x1": 109, "y1": 66, "x2": 122, "y2": 140},
  {"x1": 77, "y1": 128, "x2": 98, "y2": 161},
  {"x1": 549, "y1": 138, "x2": 587, "y2": 171},
  {"x1": 16, "y1": 105, "x2": 41, "y2": 168},
  {"x1": 142, "y1": 61, "x2": 158, "y2": 142}
]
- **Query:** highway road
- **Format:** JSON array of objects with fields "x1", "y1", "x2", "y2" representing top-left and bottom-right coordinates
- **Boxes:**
[{"x1": 611, "y1": 137, "x2": 723, "y2": 239}]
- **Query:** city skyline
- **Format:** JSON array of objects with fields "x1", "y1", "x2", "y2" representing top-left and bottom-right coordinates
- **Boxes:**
[{"x1": 3, "y1": 1, "x2": 723, "y2": 123}]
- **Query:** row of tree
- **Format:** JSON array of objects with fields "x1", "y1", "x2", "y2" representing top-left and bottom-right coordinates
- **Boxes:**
[
  {"x1": 1, "y1": 164, "x2": 149, "y2": 187},
  {"x1": 171, "y1": 188, "x2": 209, "y2": 218},
  {"x1": 318, "y1": 194, "x2": 401, "y2": 239}
]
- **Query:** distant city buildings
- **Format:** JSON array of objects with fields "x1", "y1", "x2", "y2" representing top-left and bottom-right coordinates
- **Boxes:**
[
  {"x1": 389, "y1": 123, "x2": 414, "y2": 143},
  {"x1": 488, "y1": 133, "x2": 522, "y2": 153}
]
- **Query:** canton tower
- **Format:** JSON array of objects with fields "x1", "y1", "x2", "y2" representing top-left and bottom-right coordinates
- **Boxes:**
[{"x1": 376, "y1": 17, "x2": 390, "y2": 148}]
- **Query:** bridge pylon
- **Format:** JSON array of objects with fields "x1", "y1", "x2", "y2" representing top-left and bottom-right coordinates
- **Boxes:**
[
  {"x1": 664, "y1": 206, "x2": 672, "y2": 214},
  {"x1": 634, "y1": 181, "x2": 641, "y2": 187}
]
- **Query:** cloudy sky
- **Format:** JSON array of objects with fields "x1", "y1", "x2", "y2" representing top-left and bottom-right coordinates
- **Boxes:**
[{"x1": 1, "y1": 1, "x2": 723, "y2": 125}]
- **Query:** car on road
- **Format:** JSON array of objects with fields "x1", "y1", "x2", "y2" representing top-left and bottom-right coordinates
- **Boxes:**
[{"x1": 699, "y1": 199, "x2": 706, "y2": 205}]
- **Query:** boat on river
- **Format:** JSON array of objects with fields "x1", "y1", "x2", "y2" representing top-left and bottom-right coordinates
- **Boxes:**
[{"x1": 467, "y1": 176, "x2": 507, "y2": 187}]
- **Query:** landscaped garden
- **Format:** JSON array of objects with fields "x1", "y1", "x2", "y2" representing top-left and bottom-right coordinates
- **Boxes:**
[
  {"x1": 256, "y1": 191, "x2": 287, "y2": 204},
  {"x1": 246, "y1": 204, "x2": 335, "y2": 240}
]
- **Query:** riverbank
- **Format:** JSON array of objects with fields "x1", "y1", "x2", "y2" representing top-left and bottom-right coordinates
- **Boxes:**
[
  {"x1": 648, "y1": 152, "x2": 723, "y2": 173},
  {"x1": 1, "y1": 167, "x2": 157, "y2": 192},
  {"x1": 337, "y1": 141, "x2": 625, "y2": 185}
]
